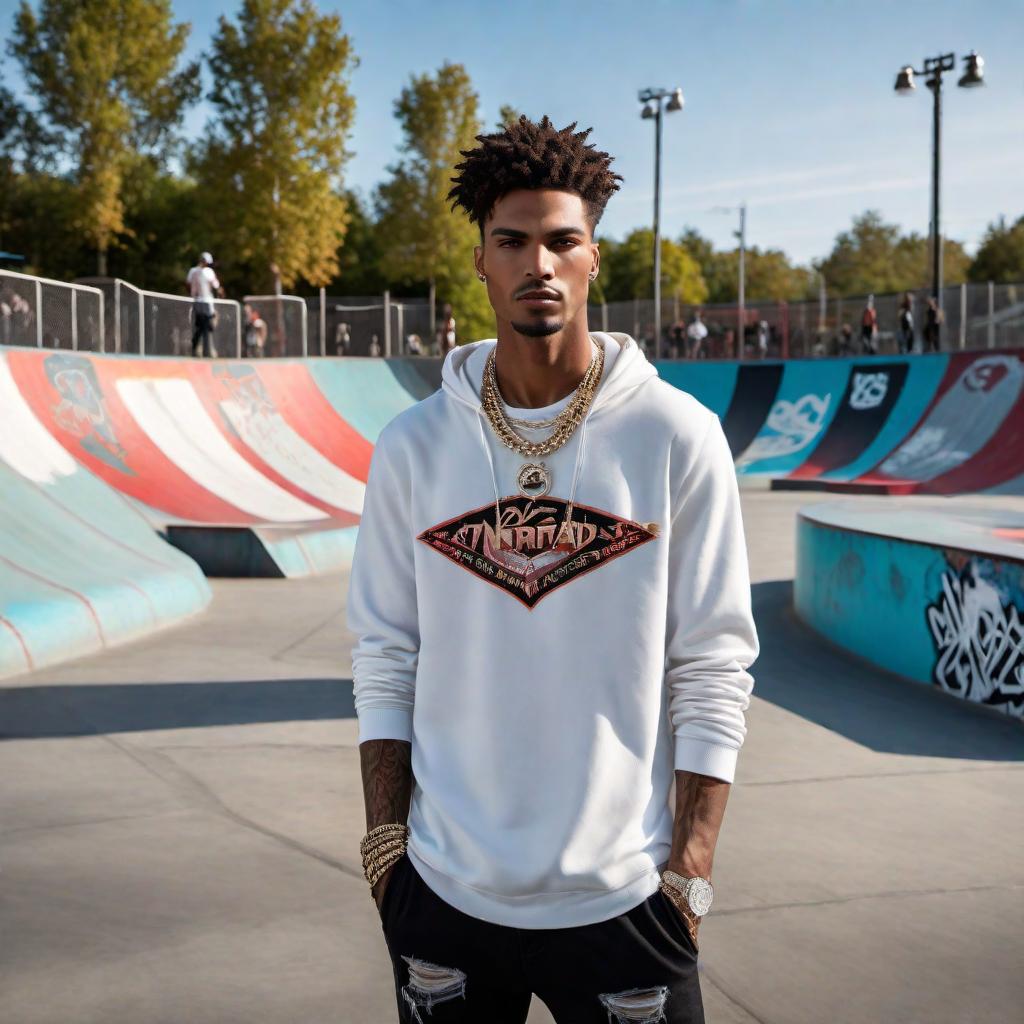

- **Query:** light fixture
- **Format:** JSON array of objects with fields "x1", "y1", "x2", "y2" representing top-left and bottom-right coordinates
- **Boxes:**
[
  {"x1": 640, "y1": 102, "x2": 655, "y2": 119},
  {"x1": 894, "y1": 66, "x2": 915, "y2": 94},
  {"x1": 958, "y1": 51, "x2": 984, "y2": 88},
  {"x1": 666, "y1": 87, "x2": 684, "y2": 112}
]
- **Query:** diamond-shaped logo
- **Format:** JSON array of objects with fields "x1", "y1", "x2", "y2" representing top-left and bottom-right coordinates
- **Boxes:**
[{"x1": 417, "y1": 495, "x2": 660, "y2": 609}]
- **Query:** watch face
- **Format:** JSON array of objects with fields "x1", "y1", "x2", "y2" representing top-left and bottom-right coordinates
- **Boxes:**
[{"x1": 686, "y1": 877, "x2": 714, "y2": 916}]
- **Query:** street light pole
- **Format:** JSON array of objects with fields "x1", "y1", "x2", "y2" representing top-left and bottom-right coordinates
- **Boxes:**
[
  {"x1": 738, "y1": 202, "x2": 746, "y2": 361},
  {"x1": 895, "y1": 51, "x2": 984, "y2": 336},
  {"x1": 640, "y1": 87, "x2": 684, "y2": 361}
]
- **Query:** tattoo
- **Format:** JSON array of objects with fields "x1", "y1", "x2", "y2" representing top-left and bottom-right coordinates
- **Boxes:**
[
  {"x1": 360, "y1": 739, "x2": 414, "y2": 907},
  {"x1": 668, "y1": 769, "x2": 730, "y2": 880}
]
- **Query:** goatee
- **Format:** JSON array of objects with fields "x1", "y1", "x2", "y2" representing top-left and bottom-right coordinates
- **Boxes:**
[{"x1": 511, "y1": 319, "x2": 564, "y2": 338}]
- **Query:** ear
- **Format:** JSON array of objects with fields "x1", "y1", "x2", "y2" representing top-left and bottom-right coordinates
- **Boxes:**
[
  {"x1": 590, "y1": 242, "x2": 600, "y2": 280},
  {"x1": 474, "y1": 244, "x2": 485, "y2": 280}
]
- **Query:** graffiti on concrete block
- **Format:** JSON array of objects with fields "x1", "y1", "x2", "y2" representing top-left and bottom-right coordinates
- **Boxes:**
[{"x1": 925, "y1": 558, "x2": 1024, "y2": 716}]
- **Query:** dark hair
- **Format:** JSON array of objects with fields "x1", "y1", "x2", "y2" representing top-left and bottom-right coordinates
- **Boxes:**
[{"x1": 448, "y1": 115, "x2": 622, "y2": 233}]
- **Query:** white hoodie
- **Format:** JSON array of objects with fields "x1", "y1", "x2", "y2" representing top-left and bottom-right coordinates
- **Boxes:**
[{"x1": 347, "y1": 332, "x2": 758, "y2": 929}]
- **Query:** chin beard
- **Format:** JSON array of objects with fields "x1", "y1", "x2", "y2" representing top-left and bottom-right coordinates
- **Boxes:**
[{"x1": 510, "y1": 318, "x2": 564, "y2": 338}]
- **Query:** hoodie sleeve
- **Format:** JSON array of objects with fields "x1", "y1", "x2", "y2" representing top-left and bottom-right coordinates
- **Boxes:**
[
  {"x1": 346, "y1": 424, "x2": 419, "y2": 744},
  {"x1": 665, "y1": 412, "x2": 759, "y2": 783}
]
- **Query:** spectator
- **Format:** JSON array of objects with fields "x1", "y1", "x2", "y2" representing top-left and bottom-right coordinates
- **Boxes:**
[
  {"x1": 838, "y1": 322, "x2": 854, "y2": 356},
  {"x1": 686, "y1": 310, "x2": 708, "y2": 359},
  {"x1": 186, "y1": 251, "x2": 224, "y2": 358},
  {"x1": 923, "y1": 297, "x2": 943, "y2": 352},
  {"x1": 369, "y1": 334, "x2": 382, "y2": 357},
  {"x1": 437, "y1": 303, "x2": 456, "y2": 355},
  {"x1": 406, "y1": 333, "x2": 423, "y2": 356},
  {"x1": 755, "y1": 319, "x2": 769, "y2": 359},
  {"x1": 722, "y1": 326, "x2": 735, "y2": 360},
  {"x1": 860, "y1": 295, "x2": 878, "y2": 354},
  {"x1": 334, "y1": 321, "x2": 351, "y2": 356},
  {"x1": 897, "y1": 293, "x2": 914, "y2": 354},
  {"x1": 668, "y1": 319, "x2": 686, "y2": 359},
  {"x1": 244, "y1": 303, "x2": 268, "y2": 357}
]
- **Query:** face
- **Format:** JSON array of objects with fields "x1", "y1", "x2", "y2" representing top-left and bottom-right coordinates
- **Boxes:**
[{"x1": 475, "y1": 189, "x2": 599, "y2": 339}]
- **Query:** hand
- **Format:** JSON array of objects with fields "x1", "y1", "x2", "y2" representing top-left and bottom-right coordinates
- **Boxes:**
[
  {"x1": 661, "y1": 885, "x2": 701, "y2": 951},
  {"x1": 372, "y1": 859, "x2": 399, "y2": 912}
]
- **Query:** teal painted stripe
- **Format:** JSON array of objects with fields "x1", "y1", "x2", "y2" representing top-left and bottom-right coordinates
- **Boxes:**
[
  {"x1": 309, "y1": 360, "x2": 421, "y2": 443},
  {"x1": 822, "y1": 353, "x2": 950, "y2": 480},
  {"x1": 655, "y1": 361, "x2": 739, "y2": 417},
  {"x1": 738, "y1": 359, "x2": 851, "y2": 475}
]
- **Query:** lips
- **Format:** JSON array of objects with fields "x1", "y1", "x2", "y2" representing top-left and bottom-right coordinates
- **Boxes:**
[{"x1": 517, "y1": 290, "x2": 560, "y2": 302}]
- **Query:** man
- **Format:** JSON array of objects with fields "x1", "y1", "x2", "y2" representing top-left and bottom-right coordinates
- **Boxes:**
[
  {"x1": 860, "y1": 295, "x2": 878, "y2": 355},
  {"x1": 243, "y1": 303, "x2": 268, "y2": 357},
  {"x1": 185, "y1": 251, "x2": 224, "y2": 357},
  {"x1": 348, "y1": 116, "x2": 758, "y2": 1024},
  {"x1": 686, "y1": 310, "x2": 708, "y2": 359}
]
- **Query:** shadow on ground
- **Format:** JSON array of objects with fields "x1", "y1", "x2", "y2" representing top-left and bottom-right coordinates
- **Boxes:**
[
  {"x1": 0, "y1": 678, "x2": 356, "y2": 739},
  {"x1": 753, "y1": 579, "x2": 1023, "y2": 762},
  {"x1": 3, "y1": 581, "x2": 1020, "y2": 765}
]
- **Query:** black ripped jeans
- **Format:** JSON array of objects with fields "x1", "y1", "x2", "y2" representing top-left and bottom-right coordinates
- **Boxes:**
[{"x1": 378, "y1": 853, "x2": 704, "y2": 1023}]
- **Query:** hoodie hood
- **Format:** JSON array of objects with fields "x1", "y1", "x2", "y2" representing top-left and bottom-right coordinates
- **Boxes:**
[{"x1": 439, "y1": 332, "x2": 658, "y2": 540}]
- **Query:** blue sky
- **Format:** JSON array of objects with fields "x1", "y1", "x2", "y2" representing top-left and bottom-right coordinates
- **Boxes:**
[{"x1": 4, "y1": 0, "x2": 1022, "y2": 264}]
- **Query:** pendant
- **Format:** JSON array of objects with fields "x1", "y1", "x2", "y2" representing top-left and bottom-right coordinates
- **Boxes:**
[{"x1": 517, "y1": 462, "x2": 551, "y2": 498}]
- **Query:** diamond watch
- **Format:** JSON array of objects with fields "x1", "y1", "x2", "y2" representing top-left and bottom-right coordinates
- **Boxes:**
[{"x1": 660, "y1": 869, "x2": 714, "y2": 917}]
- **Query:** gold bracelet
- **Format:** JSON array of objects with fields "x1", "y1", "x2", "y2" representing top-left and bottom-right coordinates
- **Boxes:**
[{"x1": 367, "y1": 845, "x2": 405, "y2": 887}]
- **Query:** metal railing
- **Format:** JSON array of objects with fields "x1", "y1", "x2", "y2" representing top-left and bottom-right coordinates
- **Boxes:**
[
  {"x1": 78, "y1": 278, "x2": 242, "y2": 357},
  {"x1": 590, "y1": 281, "x2": 1024, "y2": 359},
  {"x1": 242, "y1": 294, "x2": 308, "y2": 358},
  {"x1": 307, "y1": 293, "x2": 434, "y2": 357},
  {"x1": 0, "y1": 269, "x2": 104, "y2": 351}
]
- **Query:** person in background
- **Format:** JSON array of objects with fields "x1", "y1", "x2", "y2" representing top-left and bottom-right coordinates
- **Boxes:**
[
  {"x1": 686, "y1": 310, "x2": 708, "y2": 359},
  {"x1": 897, "y1": 292, "x2": 914, "y2": 354},
  {"x1": 406, "y1": 333, "x2": 423, "y2": 355},
  {"x1": 923, "y1": 297, "x2": 943, "y2": 353},
  {"x1": 369, "y1": 334, "x2": 382, "y2": 357},
  {"x1": 243, "y1": 303, "x2": 268, "y2": 357},
  {"x1": 669, "y1": 318, "x2": 686, "y2": 359},
  {"x1": 438, "y1": 303, "x2": 457, "y2": 355},
  {"x1": 860, "y1": 295, "x2": 878, "y2": 355},
  {"x1": 838, "y1": 322, "x2": 854, "y2": 356},
  {"x1": 334, "y1": 321, "x2": 351, "y2": 356},
  {"x1": 186, "y1": 252, "x2": 224, "y2": 358},
  {"x1": 755, "y1": 319, "x2": 770, "y2": 359}
]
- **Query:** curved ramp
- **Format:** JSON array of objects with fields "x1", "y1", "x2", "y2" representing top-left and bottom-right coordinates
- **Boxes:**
[{"x1": 794, "y1": 501, "x2": 1024, "y2": 720}]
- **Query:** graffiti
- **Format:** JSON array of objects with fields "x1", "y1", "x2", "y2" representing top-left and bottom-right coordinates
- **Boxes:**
[
  {"x1": 737, "y1": 392, "x2": 831, "y2": 465},
  {"x1": 44, "y1": 354, "x2": 132, "y2": 474},
  {"x1": 925, "y1": 560, "x2": 1024, "y2": 716},
  {"x1": 849, "y1": 371, "x2": 889, "y2": 410}
]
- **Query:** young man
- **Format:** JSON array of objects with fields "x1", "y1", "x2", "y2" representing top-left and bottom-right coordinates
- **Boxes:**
[
  {"x1": 348, "y1": 116, "x2": 758, "y2": 1024},
  {"x1": 185, "y1": 251, "x2": 223, "y2": 358}
]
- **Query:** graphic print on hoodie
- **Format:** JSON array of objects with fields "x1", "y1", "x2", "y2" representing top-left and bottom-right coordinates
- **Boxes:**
[{"x1": 347, "y1": 331, "x2": 758, "y2": 930}]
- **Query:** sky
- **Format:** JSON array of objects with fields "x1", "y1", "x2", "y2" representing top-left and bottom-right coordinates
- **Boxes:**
[{"x1": 3, "y1": 0, "x2": 1023, "y2": 265}]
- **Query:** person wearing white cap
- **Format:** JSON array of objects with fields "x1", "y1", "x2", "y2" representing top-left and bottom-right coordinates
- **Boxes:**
[{"x1": 186, "y1": 251, "x2": 225, "y2": 357}]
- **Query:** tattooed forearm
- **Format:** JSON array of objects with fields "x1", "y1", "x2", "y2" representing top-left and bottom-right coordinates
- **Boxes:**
[
  {"x1": 360, "y1": 739, "x2": 414, "y2": 832},
  {"x1": 667, "y1": 769, "x2": 730, "y2": 881}
]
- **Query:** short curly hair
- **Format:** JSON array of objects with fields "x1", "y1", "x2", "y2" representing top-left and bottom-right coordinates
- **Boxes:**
[{"x1": 448, "y1": 115, "x2": 622, "y2": 234}]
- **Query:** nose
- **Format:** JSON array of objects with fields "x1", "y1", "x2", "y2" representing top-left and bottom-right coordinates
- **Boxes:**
[{"x1": 525, "y1": 243, "x2": 555, "y2": 281}]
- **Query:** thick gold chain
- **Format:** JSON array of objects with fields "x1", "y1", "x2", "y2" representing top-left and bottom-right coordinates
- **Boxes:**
[{"x1": 481, "y1": 342, "x2": 604, "y2": 458}]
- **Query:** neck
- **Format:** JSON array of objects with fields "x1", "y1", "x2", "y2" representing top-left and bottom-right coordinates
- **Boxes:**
[{"x1": 493, "y1": 315, "x2": 594, "y2": 409}]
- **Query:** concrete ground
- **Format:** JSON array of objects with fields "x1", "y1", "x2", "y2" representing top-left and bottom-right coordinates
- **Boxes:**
[{"x1": 1, "y1": 490, "x2": 1022, "y2": 1024}]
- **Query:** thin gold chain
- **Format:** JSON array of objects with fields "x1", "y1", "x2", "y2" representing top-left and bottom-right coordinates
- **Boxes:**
[{"x1": 481, "y1": 343, "x2": 604, "y2": 458}]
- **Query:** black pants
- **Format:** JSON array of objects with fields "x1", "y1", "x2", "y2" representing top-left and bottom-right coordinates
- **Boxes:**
[
  {"x1": 378, "y1": 853, "x2": 704, "y2": 1023},
  {"x1": 192, "y1": 309, "x2": 216, "y2": 358}
]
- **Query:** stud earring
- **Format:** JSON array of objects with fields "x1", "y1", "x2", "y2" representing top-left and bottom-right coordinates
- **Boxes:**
[{"x1": 478, "y1": 273, "x2": 486, "y2": 282}]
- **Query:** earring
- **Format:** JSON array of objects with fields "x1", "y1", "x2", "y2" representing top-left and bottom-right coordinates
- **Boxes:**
[{"x1": 478, "y1": 273, "x2": 486, "y2": 282}]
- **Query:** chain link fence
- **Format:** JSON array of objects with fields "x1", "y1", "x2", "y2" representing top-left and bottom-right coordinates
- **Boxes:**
[
  {"x1": 1, "y1": 269, "x2": 104, "y2": 351},
  {"x1": 243, "y1": 295, "x2": 308, "y2": 358},
  {"x1": 593, "y1": 281, "x2": 1024, "y2": 360}
]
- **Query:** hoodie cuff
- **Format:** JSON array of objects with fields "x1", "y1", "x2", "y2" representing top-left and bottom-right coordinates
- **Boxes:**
[
  {"x1": 358, "y1": 707, "x2": 414, "y2": 744},
  {"x1": 674, "y1": 737, "x2": 738, "y2": 784}
]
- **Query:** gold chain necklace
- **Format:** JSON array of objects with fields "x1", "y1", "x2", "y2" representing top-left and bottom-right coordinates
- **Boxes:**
[{"x1": 481, "y1": 342, "x2": 604, "y2": 498}]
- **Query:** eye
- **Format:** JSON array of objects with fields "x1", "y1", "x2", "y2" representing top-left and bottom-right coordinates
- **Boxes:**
[
  {"x1": 553, "y1": 238, "x2": 578, "y2": 249},
  {"x1": 498, "y1": 239, "x2": 522, "y2": 248}
]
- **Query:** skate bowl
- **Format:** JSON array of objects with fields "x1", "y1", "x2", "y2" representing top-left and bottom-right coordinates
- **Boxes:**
[{"x1": 794, "y1": 501, "x2": 1024, "y2": 722}]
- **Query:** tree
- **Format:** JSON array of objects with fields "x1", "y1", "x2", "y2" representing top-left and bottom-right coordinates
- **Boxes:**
[
  {"x1": 817, "y1": 210, "x2": 968, "y2": 296},
  {"x1": 191, "y1": 0, "x2": 356, "y2": 294},
  {"x1": 327, "y1": 190, "x2": 388, "y2": 296},
  {"x1": 968, "y1": 215, "x2": 1024, "y2": 284},
  {"x1": 601, "y1": 228, "x2": 707, "y2": 304},
  {"x1": 9, "y1": 0, "x2": 199, "y2": 274},
  {"x1": 497, "y1": 104, "x2": 524, "y2": 129},
  {"x1": 376, "y1": 62, "x2": 493, "y2": 342}
]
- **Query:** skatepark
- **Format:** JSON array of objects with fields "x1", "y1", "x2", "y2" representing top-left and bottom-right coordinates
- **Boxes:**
[{"x1": 1, "y1": 342, "x2": 1022, "y2": 1022}]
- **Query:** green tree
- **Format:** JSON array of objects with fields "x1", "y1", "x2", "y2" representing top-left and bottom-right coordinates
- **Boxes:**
[
  {"x1": 326, "y1": 190, "x2": 388, "y2": 296},
  {"x1": 601, "y1": 228, "x2": 707, "y2": 303},
  {"x1": 497, "y1": 104, "x2": 524, "y2": 129},
  {"x1": 191, "y1": 0, "x2": 356, "y2": 294},
  {"x1": 968, "y1": 214, "x2": 1024, "y2": 284},
  {"x1": 9, "y1": 0, "x2": 198, "y2": 274},
  {"x1": 817, "y1": 210, "x2": 968, "y2": 296},
  {"x1": 376, "y1": 62, "x2": 492, "y2": 342},
  {"x1": 704, "y1": 247, "x2": 815, "y2": 303}
]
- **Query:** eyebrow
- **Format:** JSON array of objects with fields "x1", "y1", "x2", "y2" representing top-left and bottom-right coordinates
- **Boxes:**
[{"x1": 489, "y1": 226, "x2": 587, "y2": 239}]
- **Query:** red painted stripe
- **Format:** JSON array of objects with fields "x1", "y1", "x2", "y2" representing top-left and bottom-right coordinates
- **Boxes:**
[{"x1": 0, "y1": 614, "x2": 35, "y2": 672}]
